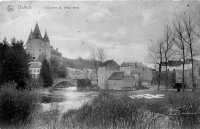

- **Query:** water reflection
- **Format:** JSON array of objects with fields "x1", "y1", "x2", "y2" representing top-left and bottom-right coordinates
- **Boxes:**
[{"x1": 42, "y1": 87, "x2": 98, "y2": 112}]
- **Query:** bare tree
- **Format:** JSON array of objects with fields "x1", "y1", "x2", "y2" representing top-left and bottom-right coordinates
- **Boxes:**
[
  {"x1": 148, "y1": 39, "x2": 164, "y2": 90},
  {"x1": 91, "y1": 49, "x2": 99, "y2": 78},
  {"x1": 161, "y1": 24, "x2": 174, "y2": 91},
  {"x1": 91, "y1": 48, "x2": 106, "y2": 86},
  {"x1": 182, "y1": 12, "x2": 199, "y2": 91},
  {"x1": 96, "y1": 48, "x2": 106, "y2": 66},
  {"x1": 173, "y1": 17, "x2": 188, "y2": 91}
]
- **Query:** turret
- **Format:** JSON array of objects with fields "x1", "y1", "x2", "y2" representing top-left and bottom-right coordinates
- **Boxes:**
[
  {"x1": 33, "y1": 22, "x2": 42, "y2": 39},
  {"x1": 43, "y1": 30, "x2": 50, "y2": 42},
  {"x1": 26, "y1": 29, "x2": 33, "y2": 43}
]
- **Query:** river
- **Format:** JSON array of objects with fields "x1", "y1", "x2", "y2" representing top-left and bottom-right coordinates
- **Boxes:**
[{"x1": 41, "y1": 87, "x2": 99, "y2": 112}]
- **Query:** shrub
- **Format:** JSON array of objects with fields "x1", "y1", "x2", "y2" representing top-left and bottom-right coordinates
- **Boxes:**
[
  {"x1": 61, "y1": 92, "x2": 147, "y2": 128},
  {"x1": 39, "y1": 103, "x2": 61, "y2": 129},
  {"x1": 0, "y1": 83, "x2": 40, "y2": 125},
  {"x1": 26, "y1": 78, "x2": 43, "y2": 89},
  {"x1": 168, "y1": 91, "x2": 200, "y2": 129}
]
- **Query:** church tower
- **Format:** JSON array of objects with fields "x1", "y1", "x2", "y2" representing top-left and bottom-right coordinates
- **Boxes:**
[{"x1": 26, "y1": 22, "x2": 51, "y2": 62}]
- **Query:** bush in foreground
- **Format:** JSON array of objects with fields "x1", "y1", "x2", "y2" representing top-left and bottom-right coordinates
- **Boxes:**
[
  {"x1": 0, "y1": 83, "x2": 40, "y2": 125},
  {"x1": 60, "y1": 91, "x2": 200, "y2": 129},
  {"x1": 168, "y1": 92, "x2": 200, "y2": 129},
  {"x1": 61, "y1": 92, "x2": 167, "y2": 129}
]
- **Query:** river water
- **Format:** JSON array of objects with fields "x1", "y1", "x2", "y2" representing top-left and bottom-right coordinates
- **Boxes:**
[{"x1": 41, "y1": 87, "x2": 99, "y2": 112}]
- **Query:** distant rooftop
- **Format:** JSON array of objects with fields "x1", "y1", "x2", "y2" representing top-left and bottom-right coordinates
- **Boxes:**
[{"x1": 121, "y1": 62, "x2": 144, "y2": 67}]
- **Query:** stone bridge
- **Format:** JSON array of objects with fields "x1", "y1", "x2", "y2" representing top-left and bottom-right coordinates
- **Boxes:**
[{"x1": 52, "y1": 78, "x2": 77, "y2": 88}]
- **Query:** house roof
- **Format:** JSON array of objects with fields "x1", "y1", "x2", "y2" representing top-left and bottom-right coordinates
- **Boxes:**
[
  {"x1": 103, "y1": 60, "x2": 118, "y2": 66},
  {"x1": 108, "y1": 72, "x2": 125, "y2": 80},
  {"x1": 29, "y1": 62, "x2": 41, "y2": 68},
  {"x1": 102, "y1": 60, "x2": 119, "y2": 68},
  {"x1": 121, "y1": 62, "x2": 144, "y2": 67}
]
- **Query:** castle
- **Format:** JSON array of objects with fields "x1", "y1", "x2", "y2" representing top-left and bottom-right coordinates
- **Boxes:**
[
  {"x1": 26, "y1": 22, "x2": 62, "y2": 62},
  {"x1": 26, "y1": 22, "x2": 51, "y2": 61}
]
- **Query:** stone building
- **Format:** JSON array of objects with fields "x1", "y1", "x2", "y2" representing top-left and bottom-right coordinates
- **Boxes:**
[
  {"x1": 50, "y1": 46, "x2": 63, "y2": 64},
  {"x1": 108, "y1": 72, "x2": 136, "y2": 90},
  {"x1": 29, "y1": 62, "x2": 42, "y2": 78},
  {"x1": 120, "y1": 62, "x2": 153, "y2": 82},
  {"x1": 98, "y1": 60, "x2": 119, "y2": 89},
  {"x1": 26, "y1": 22, "x2": 51, "y2": 61}
]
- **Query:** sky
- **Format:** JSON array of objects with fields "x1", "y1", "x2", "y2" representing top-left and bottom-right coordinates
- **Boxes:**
[{"x1": 0, "y1": 1, "x2": 199, "y2": 66}]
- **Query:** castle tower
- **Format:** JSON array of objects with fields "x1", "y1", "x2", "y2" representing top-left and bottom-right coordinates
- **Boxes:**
[
  {"x1": 27, "y1": 29, "x2": 33, "y2": 43},
  {"x1": 43, "y1": 30, "x2": 50, "y2": 42},
  {"x1": 42, "y1": 30, "x2": 51, "y2": 60},
  {"x1": 33, "y1": 22, "x2": 42, "y2": 39},
  {"x1": 26, "y1": 22, "x2": 51, "y2": 62}
]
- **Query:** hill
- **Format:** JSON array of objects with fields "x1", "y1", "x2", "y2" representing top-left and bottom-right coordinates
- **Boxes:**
[{"x1": 63, "y1": 57, "x2": 100, "y2": 70}]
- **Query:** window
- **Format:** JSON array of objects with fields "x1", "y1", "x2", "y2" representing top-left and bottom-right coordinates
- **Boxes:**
[
  {"x1": 40, "y1": 42, "x2": 42, "y2": 46},
  {"x1": 39, "y1": 49, "x2": 41, "y2": 52}
]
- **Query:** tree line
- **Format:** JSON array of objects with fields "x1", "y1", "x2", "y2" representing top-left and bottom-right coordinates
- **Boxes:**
[
  {"x1": 0, "y1": 38, "x2": 66, "y2": 89},
  {"x1": 149, "y1": 9, "x2": 200, "y2": 91}
]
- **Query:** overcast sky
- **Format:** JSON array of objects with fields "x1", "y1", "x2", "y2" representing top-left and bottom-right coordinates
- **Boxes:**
[{"x1": 0, "y1": 1, "x2": 199, "y2": 66}]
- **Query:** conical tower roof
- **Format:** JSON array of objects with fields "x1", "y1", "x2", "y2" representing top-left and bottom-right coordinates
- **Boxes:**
[
  {"x1": 43, "y1": 30, "x2": 50, "y2": 42},
  {"x1": 33, "y1": 22, "x2": 42, "y2": 39},
  {"x1": 26, "y1": 29, "x2": 33, "y2": 43}
]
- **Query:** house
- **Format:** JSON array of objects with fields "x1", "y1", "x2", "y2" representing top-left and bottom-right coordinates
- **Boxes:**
[
  {"x1": 29, "y1": 62, "x2": 42, "y2": 78},
  {"x1": 120, "y1": 62, "x2": 144, "y2": 75},
  {"x1": 120, "y1": 62, "x2": 153, "y2": 82},
  {"x1": 98, "y1": 60, "x2": 119, "y2": 89},
  {"x1": 66, "y1": 67, "x2": 86, "y2": 79},
  {"x1": 160, "y1": 60, "x2": 193, "y2": 72},
  {"x1": 140, "y1": 67, "x2": 153, "y2": 82},
  {"x1": 108, "y1": 72, "x2": 136, "y2": 90},
  {"x1": 130, "y1": 70, "x2": 141, "y2": 81}
]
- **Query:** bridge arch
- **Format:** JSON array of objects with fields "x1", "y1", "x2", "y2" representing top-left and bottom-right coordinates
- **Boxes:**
[{"x1": 52, "y1": 78, "x2": 77, "y2": 88}]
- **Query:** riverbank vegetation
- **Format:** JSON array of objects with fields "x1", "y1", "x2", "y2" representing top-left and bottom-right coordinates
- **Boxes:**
[
  {"x1": 0, "y1": 86, "x2": 200, "y2": 129},
  {"x1": 0, "y1": 83, "x2": 41, "y2": 128},
  {"x1": 0, "y1": 38, "x2": 30, "y2": 89},
  {"x1": 59, "y1": 91, "x2": 200, "y2": 129}
]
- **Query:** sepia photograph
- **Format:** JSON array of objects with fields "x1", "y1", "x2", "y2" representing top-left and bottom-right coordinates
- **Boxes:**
[{"x1": 0, "y1": 0, "x2": 200, "y2": 128}]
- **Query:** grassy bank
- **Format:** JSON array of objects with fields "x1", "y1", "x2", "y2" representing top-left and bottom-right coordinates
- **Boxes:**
[
  {"x1": 0, "y1": 83, "x2": 41, "y2": 129},
  {"x1": 1, "y1": 84, "x2": 200, "y2": 129},
  {"x1": 36, "y1": 90, "x2": 200, "y2": 129}
]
